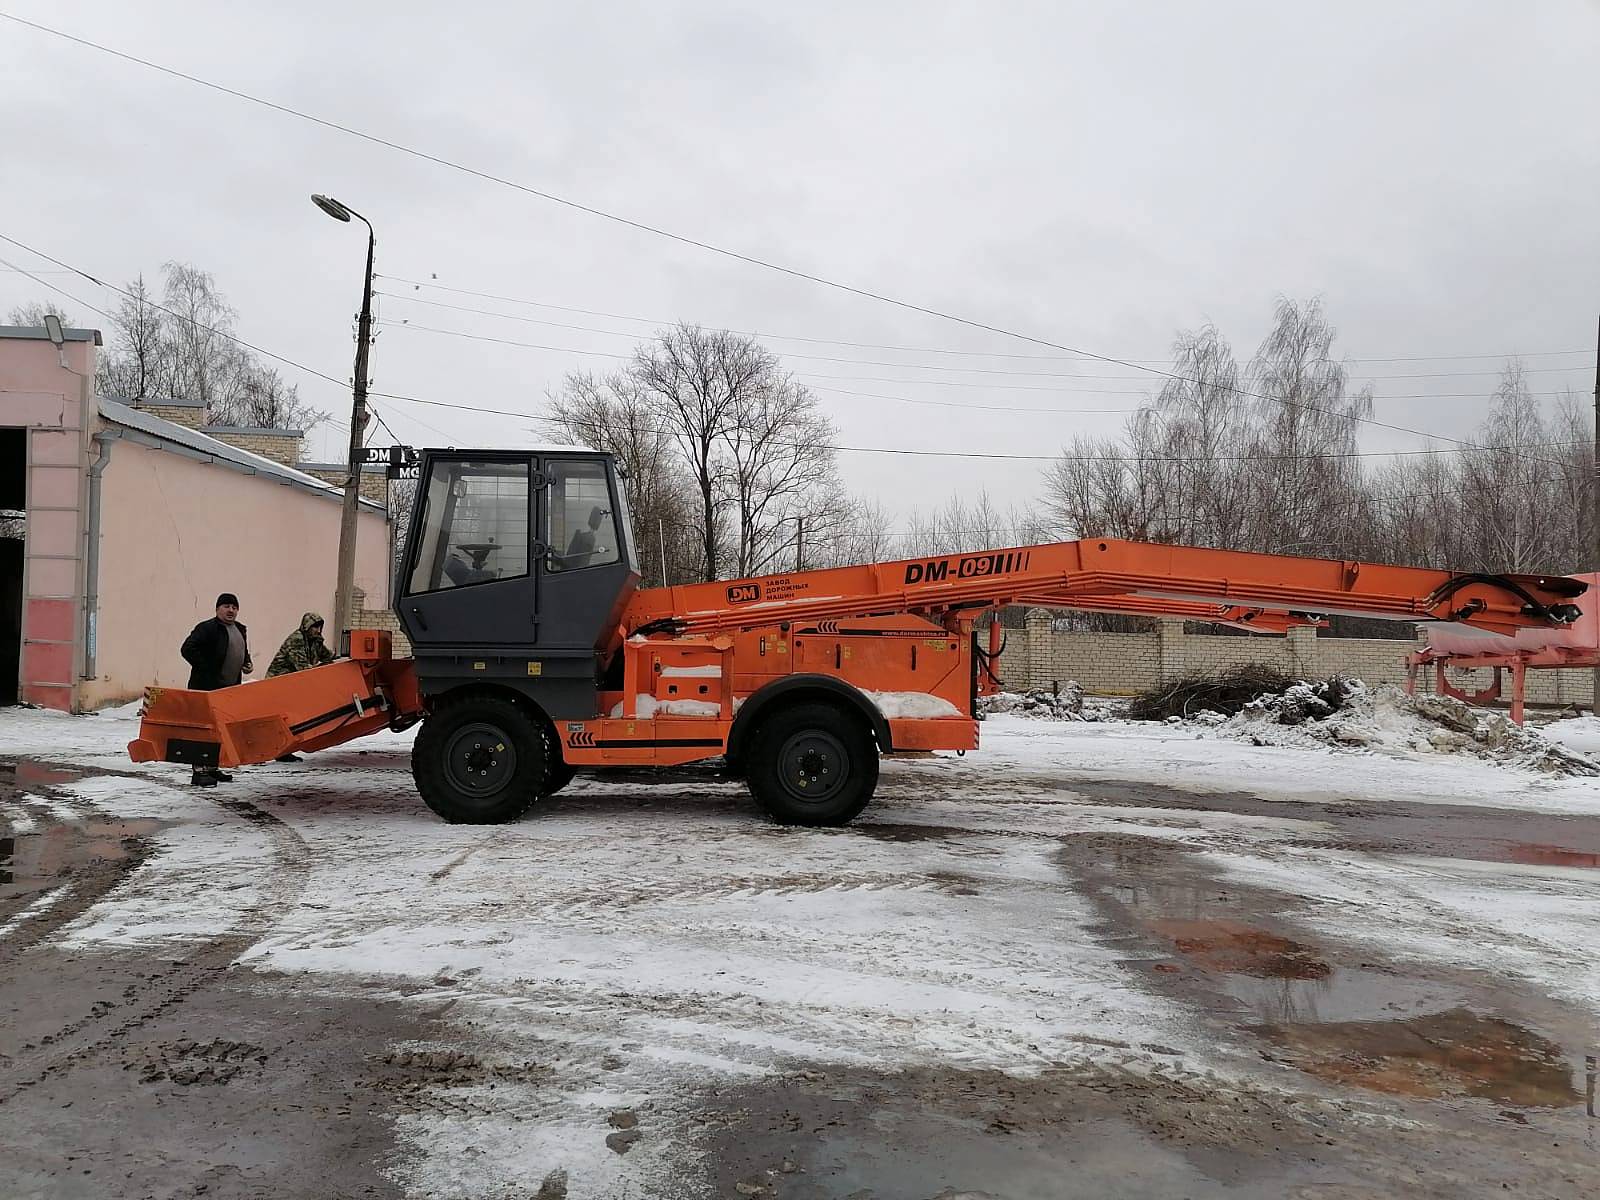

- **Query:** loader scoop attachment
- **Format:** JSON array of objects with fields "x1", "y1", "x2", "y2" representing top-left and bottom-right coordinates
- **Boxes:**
[{"x1": 128, "y1": 632, "x2": 423, "y2": 770}]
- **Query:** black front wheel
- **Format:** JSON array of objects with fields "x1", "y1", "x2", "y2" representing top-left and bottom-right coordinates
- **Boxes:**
[
  {"x1": 413, "y1": 694, "x2": 549, "y2": 824},
  {"x1": 746, "y1": 702, "x2": 879, "y2": 826}
]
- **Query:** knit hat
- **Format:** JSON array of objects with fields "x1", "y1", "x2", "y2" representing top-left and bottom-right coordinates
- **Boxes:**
[{"x1": 216, "y1": 592, "x2": 240, "y2": 608}]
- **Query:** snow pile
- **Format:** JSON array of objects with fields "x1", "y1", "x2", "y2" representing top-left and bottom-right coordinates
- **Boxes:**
[
  {"x1": 862, "y1": 690, "x2": 962, "y2": 719},
  {"x1": 608, "y1": 696, "x2": 723, "y2": 718},
  {"x1": 1197, "y1": 680, "x2": 1600, "y2": 777},
  {"x1": 980, "y1": 683, "x2": 1088, "y2": 721},
  {"x1": 1128, "y1": 665, "x2": 1295, "y2": 722}
]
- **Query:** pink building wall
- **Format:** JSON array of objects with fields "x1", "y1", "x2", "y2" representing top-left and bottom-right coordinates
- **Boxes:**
[
  {"x1": 1, "y1": 332, "x2": 96, "y2": 711},
  {"x1": 3, "y1": 326, "x2": 394, "y2": 711},
  {"x1": 83, "y1": 434, "x2": 393, "y2": 709}
]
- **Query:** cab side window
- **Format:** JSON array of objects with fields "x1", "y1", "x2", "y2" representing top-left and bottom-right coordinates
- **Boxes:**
[{"x1": 547, "y1": 459, "x2": 619, "y2": 573}]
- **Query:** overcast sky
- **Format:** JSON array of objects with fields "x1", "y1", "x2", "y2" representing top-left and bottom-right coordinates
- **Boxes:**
[{"x1": 3, "y1": 1, "x2": 1597, "y2": 531}]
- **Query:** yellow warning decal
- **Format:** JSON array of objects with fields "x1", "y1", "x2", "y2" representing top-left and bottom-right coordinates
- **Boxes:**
[{"x1": 528, "y1": 662, "x2": 543, "y2": 676}]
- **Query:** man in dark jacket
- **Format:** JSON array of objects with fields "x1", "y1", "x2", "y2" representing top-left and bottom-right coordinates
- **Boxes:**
[{"x1": 180, "y1": 593, "x2": 251, "y2": 787}]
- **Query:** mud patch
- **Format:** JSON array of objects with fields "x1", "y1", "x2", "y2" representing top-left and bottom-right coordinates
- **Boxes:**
[
  {"x1": 125, "y1": 1037, "x2": 269, "y2": 1086},
  {"x1": 1150, "y1": 919, "x2": 1330, "y2": 980},
  {"x1": 926, "y1": 869, "x2": 983, "y2": 896},
  {"x1": 692, "y1": 1060, "x2": 1599, "y2": 1199},
  {"x1": 1060, "y1": 829, "x2": 1597, "y2": 1105},
  {"x1": 848, "y1": 821, "x2": 968, "y2": 844},
  {"x1": 1261, "y1": 1008, "x2": 1581, "y2": 1108}
]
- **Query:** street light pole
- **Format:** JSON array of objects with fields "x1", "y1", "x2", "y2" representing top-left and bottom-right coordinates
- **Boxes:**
[
  {"x1": 1592, "y1": 312, "x2": 1599, "y2": 714},
  {"x1": 312, "y1": 194, "x2": 375, "y2": 646}
]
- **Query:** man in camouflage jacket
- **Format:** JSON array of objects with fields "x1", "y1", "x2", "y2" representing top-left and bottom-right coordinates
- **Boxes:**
[
  {"x1": 266, "y1": 612, "x2": 337, "y2": 678},
  {"x1": 265, "y1": 612, "x2": 338, "y2": 763}
]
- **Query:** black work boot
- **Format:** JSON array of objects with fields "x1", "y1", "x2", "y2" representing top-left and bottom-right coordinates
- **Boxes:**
[
  {"x1": 191, "y1": 768, "x2": 218, "y2": 788},
  {"x1": 275, "y1": 754, "x2": 302, "y2": 763},
  {"x1": 212, "y1": 770, "x2": 234, "y2": 782}
]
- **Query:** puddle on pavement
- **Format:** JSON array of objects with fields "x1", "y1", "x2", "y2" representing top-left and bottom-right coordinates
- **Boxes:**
[
  {"x1": 0, "y1": 758, "x2": 87, "y2": 789},
  {"x1": 1260, "y1": 1008, "x2": 1581, "y2": 1108},
  {"x1": 1502, "y1": 842, "x2": 1600, "y2": 869},
  {"x1": 1, "y1": 817, "x2": 161, "y2": 897},
  {"x1": 1, "y1": 761, "x2": 162, "y2": 906},
  {"x1": 1062, "y1": 776, "x2": 1600, "y2": 875},
  {"x1": 1060, "y1": 831, "x2": 1592, "y2": 1112}
]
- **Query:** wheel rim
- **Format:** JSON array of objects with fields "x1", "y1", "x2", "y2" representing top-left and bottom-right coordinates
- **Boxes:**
[
  {"x1": 776, "y1": 729, "x2": 849, "y2": 805},
  {"x1": 444, "y1": 721, "x2": 518, "y2": 800}
]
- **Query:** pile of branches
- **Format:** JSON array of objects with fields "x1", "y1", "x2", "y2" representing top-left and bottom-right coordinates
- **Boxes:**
[{"x1": 1128, "y1": 665, "x2": 1297, "y2": 722}]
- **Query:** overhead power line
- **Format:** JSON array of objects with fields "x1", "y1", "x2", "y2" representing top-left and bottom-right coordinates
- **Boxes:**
[
  {"x1": 375, "y1": 319, "x2": 1581, "y2": 404},
  {"x1": 374, "y1": 286, "x2": 1592, "y2": 380},
  {"x1": 0, "y1": 10, "x2": 1570, "y2": 463},
  {"x1": 6, "y1": 231, "x2": 1586, "y2": 475},
  {"x1": 364, "y1": 386, "x2": 1587, "y2": 466}
]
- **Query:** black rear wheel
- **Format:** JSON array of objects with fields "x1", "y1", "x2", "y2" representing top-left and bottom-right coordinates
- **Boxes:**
[
  {"x1": 413, "y1": 694, "x2": 548, "y2": 824},
  {"x1": 746, "y1": 702, "x2": 879, "y2": 826}
]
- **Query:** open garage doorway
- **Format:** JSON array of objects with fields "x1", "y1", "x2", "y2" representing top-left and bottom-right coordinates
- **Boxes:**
[{"x1": 1, "y1": 427, "x2": 23, "y2": 705}]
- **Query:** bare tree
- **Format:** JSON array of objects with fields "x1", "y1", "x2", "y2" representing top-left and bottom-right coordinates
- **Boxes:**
[
  {"x1": 95, "y1": 275, "x2": 163, "y2": 400},
  {"x1": 7, "y1": 301, "x2": 75, "y2": 327},
  {"x1": 722, "y1": 375, "x2": 842, "y2": 576},
  {"x1": 548, "y1": 369, "x2": 700, "y2": 586},
  {"x1": 158, "y1": 263, "x2": 238, "y2": 416},
  {"x1": 1244, "y1": 297, "x2": 1373, "y2": 557},
  {"x1": 631, "y1": 324, "x2": 775, "y2": 581},
  {"x1": 815, "y1": 496, "x2": 899, "y2": 568},
  {"x1": 904, "y1": 490, "x2": 1049, "y2": 557},
  {"x1": 87, "y1": 263, "x2": 325, "y2": 432}
]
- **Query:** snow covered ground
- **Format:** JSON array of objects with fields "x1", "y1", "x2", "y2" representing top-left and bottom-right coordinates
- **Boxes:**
[{"x1": 3, "y1": 702, "x2": 1599, "y2": 1196}]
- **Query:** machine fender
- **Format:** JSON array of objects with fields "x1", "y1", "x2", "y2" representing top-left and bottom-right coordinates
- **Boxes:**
[{"x1": 727, "y1": 674, "x2": 893, "y2": 768}]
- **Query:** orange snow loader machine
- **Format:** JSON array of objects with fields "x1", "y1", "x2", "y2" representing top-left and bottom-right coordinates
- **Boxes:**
[{"x1": 130, "y1": 449, "x2": 1587, "y2": 825}]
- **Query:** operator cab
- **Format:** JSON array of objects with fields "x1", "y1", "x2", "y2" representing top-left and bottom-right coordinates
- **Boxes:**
[{"x1": 395, "y1": 449, "x2": 640, "y2": 717}]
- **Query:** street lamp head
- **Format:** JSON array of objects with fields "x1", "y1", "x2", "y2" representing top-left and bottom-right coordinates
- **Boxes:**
[
  {"x1": 311, "y1": 193, "x2": 353, "y2": 222},
  {"x1": 42, "y1": 314, "x2": 65, "y2": 346}
]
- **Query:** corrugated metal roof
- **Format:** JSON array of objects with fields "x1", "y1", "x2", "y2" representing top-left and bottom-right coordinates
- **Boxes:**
[{"x1": 98, "y1": 397, "x2": 384, "y2": 512}]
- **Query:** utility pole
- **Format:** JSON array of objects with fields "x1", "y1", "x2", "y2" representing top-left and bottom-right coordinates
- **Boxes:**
[
  {"x1": 312, "y1": 195, "x2": 376, "y2": 645},
  {"x1": 795, "y1": 515, "x2": 805, "y2": 572},
  {"x1": 1593, "y1": 314, "x2": 1599, "y2": 713}
]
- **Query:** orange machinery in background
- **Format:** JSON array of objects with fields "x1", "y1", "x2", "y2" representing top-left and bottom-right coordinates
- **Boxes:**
[{"x1": 1406, "y1": 571, "x2": 1600, "y2": 724}]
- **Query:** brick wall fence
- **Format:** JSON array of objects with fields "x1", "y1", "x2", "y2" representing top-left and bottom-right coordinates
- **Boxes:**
[
  {"x1": 201, "y1": 425, "x2": 304, "y2": 469},
  {"x1": 128, "y1": 398, "x2": 204, "y2": 429},
  {"x1": 998, "y1": 609, "x2": 1593, "y2": 708},
  {"x1": 298, "y1": 462, "x2": 389, "y2": 506}
]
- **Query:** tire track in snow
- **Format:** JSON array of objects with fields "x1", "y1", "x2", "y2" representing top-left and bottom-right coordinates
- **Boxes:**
[{"x1": 0, "y1": 785, "x2": 312, "y2": 1104}]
